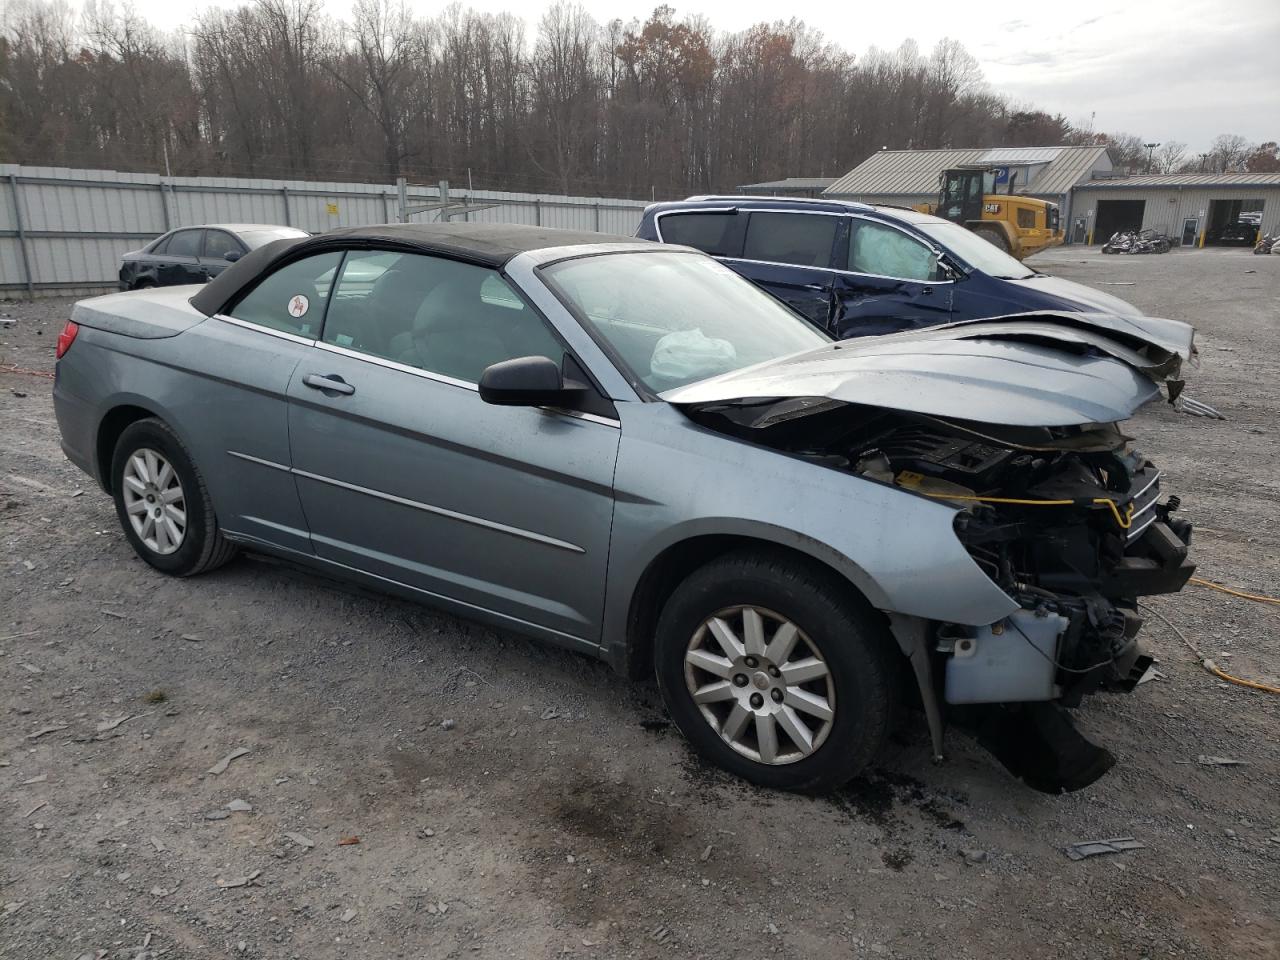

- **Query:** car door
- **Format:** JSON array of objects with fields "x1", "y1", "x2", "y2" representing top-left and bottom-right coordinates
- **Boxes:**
[
  {"x1": 200, "y1": 229, "x2": 246, "y2": 279},
  {"x1": 830, "y1": 217, "x2": 954, "y2": 338},
  {"x1": 726, "y1": 211, "x2": 840, "y2": 329},
  {"x1": 157, "y1": 228, "x2": 206, "y2": 286},
  {"x1": 286, "y1": 249, "x2": 620, "y2": 645},
  {"x1": 180, "y1": 249, "x2": 344, "y2": 554}
]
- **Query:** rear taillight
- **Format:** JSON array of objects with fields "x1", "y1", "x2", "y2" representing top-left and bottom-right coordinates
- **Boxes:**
[{"x1": 55, "y1": 320, "x2": 79, "y2": 359}]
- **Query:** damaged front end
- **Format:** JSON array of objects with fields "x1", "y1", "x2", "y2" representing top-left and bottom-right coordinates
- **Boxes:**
[{"x1": 669, "y1": 311, "x2": 1199, "y2": 791}]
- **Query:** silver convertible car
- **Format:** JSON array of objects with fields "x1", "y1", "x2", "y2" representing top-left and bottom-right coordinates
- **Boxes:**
[{"x1": 53, "y1": 223, "x2": 1196, "y2": 792}]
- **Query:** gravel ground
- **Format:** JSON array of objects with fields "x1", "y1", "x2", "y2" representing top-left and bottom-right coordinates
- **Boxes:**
[{"x1": 1, "y1": 247, "x2": 1278, "y2": 960}]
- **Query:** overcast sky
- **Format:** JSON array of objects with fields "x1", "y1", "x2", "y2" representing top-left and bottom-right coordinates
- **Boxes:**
[{"x1": 107, "y1": 0, "x2": 1280, "y2": 153}]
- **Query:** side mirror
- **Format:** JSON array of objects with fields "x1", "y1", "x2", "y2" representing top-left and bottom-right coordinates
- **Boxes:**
[
  {"x1": 224, "y1": 251, "x2": 242, "y2": 262},
  {"x1": 478, "y1": 355, "x2": 584, "y2": 407}
]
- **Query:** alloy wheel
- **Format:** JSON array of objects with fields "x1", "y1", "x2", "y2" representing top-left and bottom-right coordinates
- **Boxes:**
[
  {"x1": 683, "y1": 605, "x2": 836, "y2": 765},
  {"x1": 121, "y1": 447, "x2": 187, "y2": 556}
]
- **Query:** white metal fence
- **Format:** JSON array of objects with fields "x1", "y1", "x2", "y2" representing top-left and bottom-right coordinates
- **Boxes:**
[{"x1": 0, "y1": 164, "x2": 650, "y2": 297}]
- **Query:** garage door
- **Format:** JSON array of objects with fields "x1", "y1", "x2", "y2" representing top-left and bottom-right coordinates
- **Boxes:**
[{"x1": 1093, "y1": 200, "x2": 1146, "y2": 244}]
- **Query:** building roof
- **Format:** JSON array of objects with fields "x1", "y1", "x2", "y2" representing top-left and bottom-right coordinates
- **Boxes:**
[
  {"x1": 825, "y1": 145, "x2": 1111, "y2": 198},
  {"x1": 1075, "y1": 172, "x2": 1280, "y2": 190},
  {"x1": 738, "y1": 177, "x2": 838, "y2": 192}
]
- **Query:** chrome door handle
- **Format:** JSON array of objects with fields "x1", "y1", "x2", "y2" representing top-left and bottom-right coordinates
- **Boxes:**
[{"x1": 303, "y1": 373, "x2": 355, "y2": 396}]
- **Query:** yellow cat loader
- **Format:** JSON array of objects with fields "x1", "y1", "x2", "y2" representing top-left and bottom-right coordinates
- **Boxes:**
[{"x1": 914, "y1": 166, "x2": 1064, "y2": 260}]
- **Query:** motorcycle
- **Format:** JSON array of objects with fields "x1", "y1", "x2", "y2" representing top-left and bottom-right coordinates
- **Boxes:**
[
  {"x1": 1255, "y1": 233, "x2": 1277, "y2": 255},
  {"x1": 1102, "y1": 230, "x2": 1135, "y2": 254},
  {"x1": 1104, "y1": 229, "x2": 1170, "y2": 254}
]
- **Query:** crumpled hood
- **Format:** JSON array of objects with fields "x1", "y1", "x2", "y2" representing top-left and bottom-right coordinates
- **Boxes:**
[{"x1": 663, "y1": 311, "x2": 1195, "y2": 428}]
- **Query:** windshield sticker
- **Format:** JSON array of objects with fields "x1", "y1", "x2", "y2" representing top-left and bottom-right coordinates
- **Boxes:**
[{"x1": 287, "y1": 295, "x2": 310, "y2": 318}]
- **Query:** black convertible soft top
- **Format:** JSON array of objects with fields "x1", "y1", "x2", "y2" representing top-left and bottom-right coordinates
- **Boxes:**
[{"x1": 190, "y1": 222, "x2": 633, "y2": 317}]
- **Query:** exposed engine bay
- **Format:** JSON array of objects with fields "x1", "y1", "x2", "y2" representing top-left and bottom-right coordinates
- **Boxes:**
[{"x1": 685, "y1": 396, "x2": 1196, "y2": 790}]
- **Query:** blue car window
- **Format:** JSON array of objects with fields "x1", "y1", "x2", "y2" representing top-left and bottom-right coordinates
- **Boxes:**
[
  {"x1": 743, "y1": 212, "x2": 838, "y2": 268},
  {"x1": 228, "y1": 251, "x2": 343, "y2": 338},
  {"x1": 658, "y1": 212, "x2": 745, "y2": 257},
  {"x1": 848, "y1": 220, "x2": 940, "y2": 281}
]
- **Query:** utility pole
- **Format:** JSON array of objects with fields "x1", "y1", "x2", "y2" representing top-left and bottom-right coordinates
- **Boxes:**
[{"x1": 1144, "y1": 142, "x2": 1160, "y2": 174}]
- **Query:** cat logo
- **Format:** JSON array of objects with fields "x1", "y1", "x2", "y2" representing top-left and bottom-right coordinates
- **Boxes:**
[{"x1": 983, "y1": 202, "x2": 1001, "y2": 215}]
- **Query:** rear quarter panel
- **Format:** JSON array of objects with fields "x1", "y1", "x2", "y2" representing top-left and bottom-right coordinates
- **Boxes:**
[{"x1": 54, "y1": 310, "x2": 314, "y2": 553}]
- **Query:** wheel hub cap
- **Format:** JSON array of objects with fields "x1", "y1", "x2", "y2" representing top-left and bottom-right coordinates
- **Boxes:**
[
  {"x1": 683, "y1": 605, "x2": 836, "y2": 766},
  {"x1": 121, "y1": 447, "x2": 187, "y2": 556}
]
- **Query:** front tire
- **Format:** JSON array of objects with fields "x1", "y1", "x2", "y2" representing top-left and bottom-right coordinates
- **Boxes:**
[
  {"x1": 110, "y1": 418, "x2": 237, "y2": 576},
  {"x1": 971, "y1": 224, "x2": 1012, "y2": 255},
  {"x1": 654, "y1": 551, "x2": 898, "y2": 791}
]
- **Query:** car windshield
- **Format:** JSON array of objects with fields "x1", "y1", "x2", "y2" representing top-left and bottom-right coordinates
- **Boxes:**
[
  {"x1": 915, "y1": 220, "x2": 1036, "y2": 280},
  {"x1": 541, "y1": 250, "x2": 829, "y2": 393},
  {"x1": 238, "y1": 227, "x2": 309, "y2": 249}
]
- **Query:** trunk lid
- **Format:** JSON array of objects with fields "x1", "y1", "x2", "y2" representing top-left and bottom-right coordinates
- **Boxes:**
[{"x1": 72, "y1": 286, "x2": 209, "y2": 340}]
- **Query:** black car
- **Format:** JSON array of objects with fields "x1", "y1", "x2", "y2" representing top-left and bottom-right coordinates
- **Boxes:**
[{"x1": 119, "y1": 223, "x2": 309, "y2": 290}]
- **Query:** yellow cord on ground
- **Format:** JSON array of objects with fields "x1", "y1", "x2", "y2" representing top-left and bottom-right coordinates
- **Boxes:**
[
  {"x1": 1189, "y1": 577, "x2": 1280, "y2": 606},
  {"x1": 1140, "y1": 602, "x2": 1280, "y2": 696}
]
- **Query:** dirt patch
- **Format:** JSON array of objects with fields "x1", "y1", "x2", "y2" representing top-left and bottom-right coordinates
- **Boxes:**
[{"x1": 2, "y1": 250, "x2": 1279, "y2": 959}]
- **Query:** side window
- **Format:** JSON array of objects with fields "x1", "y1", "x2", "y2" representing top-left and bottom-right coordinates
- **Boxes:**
[
  {"x1": 203, "y1": 230, "x2": 243, "y2": 260},
  {"x1": 166, "y1": 229, "x2": 203, "y2": 258},
  {"x1": 847, "y1": 220, "x2": 941, "y2": 281},
  {"x1": 227, "y1": 251, "x2": 343, "y2": 338},
  {"x1": 743, "y1": 212, "x2": 839, "y2": 268},
  {"x1": 657, "y1": 212, "x2": 745, "y2": 257},
  {"x1": 1016, "y1": 208, "x2": 1037, "y2": 229},
  {"x1": 321, "y1": 251, "x2": 563, "y2": 384},
  {"x1": 150, "y1": 234, "x2": 172, "y2": 255}
]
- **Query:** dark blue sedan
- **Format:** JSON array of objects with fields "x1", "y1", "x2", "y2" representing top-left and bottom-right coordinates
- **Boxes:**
[{"x1": 636, "y1": 198, "x2": 1144, "y2": 337}]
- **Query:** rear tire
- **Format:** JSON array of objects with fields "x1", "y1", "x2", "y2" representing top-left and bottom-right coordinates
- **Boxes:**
[
  {"x1": 110, "y1": 418, "x2": 237, "y2": 577},
  {"x1": 971, "y1": 224, "x2": 1012, "y2": 255},
  {"x1": 653, "y1": 550, "x2": 898, "y2": 791}
]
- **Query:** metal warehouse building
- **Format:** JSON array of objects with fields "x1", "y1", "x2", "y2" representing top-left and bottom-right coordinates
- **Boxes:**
[
  {"x1": 1072, "y1": 173, "x2": 1280, "y2": 247},
  {"x1": 823, "y1": 145, "x2": 1113, "y2": 236},
  {"x1": 820, "y1": 147, "x2": 1280, "y2": 247}
]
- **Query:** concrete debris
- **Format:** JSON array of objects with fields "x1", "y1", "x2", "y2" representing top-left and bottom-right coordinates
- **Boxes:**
[
  {"x1": 96, "y1": 713, "x2": 141, "y2": 733},
  {"x1": 26, "y1": 723, "x2": 68, "y2": 739},
  {"x1": 699, "y1": 844, "x2": 713, "y2": 863},
  {"x1": 767, "y1": 923, "x2": 780, "y2": 935},
  {"x1": 1065, "y1": 837, "x2": 1146, "y2": 860},
  {"x1": 182, "y1": 634, "x2": 203, "y2": 642},
  {"x1": 205, "y1": 810, "x2": 231, "y2": 821},
  {"x1": 441, "y1": 718, "x2": 456, "y2": 731},
  {"x1": 540, "y1": 708, "x2": 559, "y2": 720},
  {"x1": 215, "y1": 869, "x2": 262, "y2": 889},
  {"x1": 1197, "y1": 755, "x2": 1247, "y2": 766},
  {"x1": 960, "y1": 848, "x2": 990, "y2": 865},
  {"x1": 19, "y1": 662, "x2": 42, "y2": 675},
  {"x1": 340, "y1": 908, "x2": 357, "y2": 923},
  {"x1": 283, "y1": 831, "x2": 315, "y2": 849},
  {"x1": 207, "y1": 747, "x2": 250, "y2": 775},
  {"x1": 226, "y1": 798, "x2": 252, "y2": 812},
  {"x1": 150, "y1": 836, "x2": 166, "y2": 852},
  {"x1": 20, "y1": 774, "x2": 48, "y2": 785}
]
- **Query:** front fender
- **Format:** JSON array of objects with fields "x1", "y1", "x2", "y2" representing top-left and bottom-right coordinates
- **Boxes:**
[{"x1": 602, "y1": 405, "x2": 1018, "y2": 658}]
